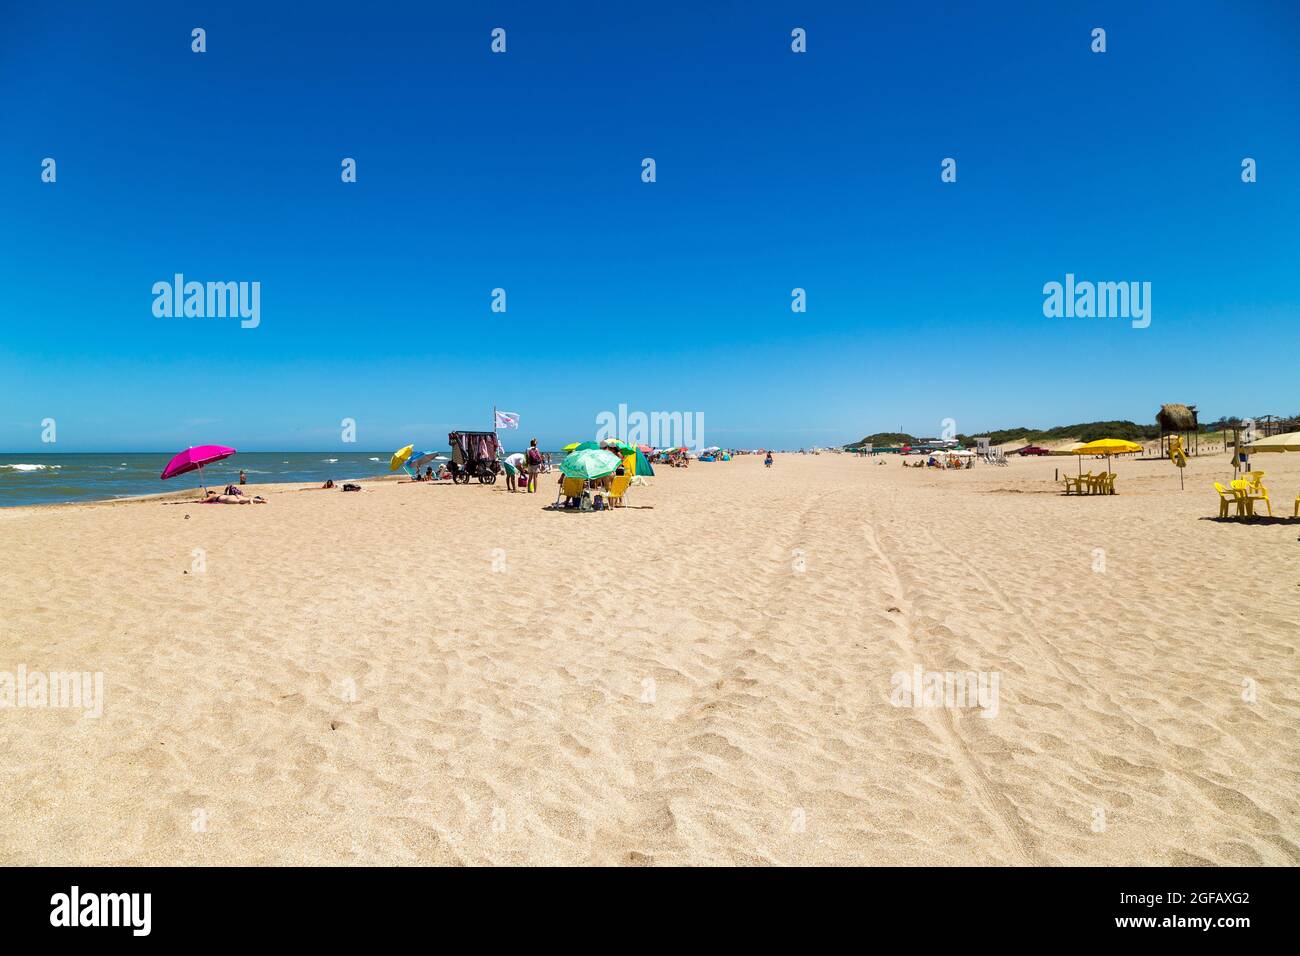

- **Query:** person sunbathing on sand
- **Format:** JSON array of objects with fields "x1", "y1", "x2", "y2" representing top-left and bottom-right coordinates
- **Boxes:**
[{"x1": 201, "y1": 491, "x2": 266, "y2": 504}]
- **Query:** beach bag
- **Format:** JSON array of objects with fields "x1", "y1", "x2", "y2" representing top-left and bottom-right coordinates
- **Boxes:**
[
  {"x1": 579, "y1": 489, "x2": 594, "y2": 512},
  {"x1": 526, "y1": 447, "x2": 542, "y2": 466},
  {"x1": 342, "y1": 483, "x2": 361, "y2": 492}
]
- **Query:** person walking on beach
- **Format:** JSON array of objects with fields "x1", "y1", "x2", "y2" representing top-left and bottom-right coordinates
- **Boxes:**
[
  {"x1": 525, "y1": 439, "x2": 543, "y2": 493},
  {"x1": 764, "y1": 451, "x2": 773, "y2": 468}
]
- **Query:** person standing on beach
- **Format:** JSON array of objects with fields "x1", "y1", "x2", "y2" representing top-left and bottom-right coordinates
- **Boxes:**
[
  {"x1": 239, "y1": 469, "x2": 247, "y2": 485},
  {"x1": 525, "y1": 439, "x2": 543, "y2": 493}
]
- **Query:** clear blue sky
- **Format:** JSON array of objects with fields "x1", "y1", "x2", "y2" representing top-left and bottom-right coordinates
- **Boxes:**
[{"x1": 2, "y1": 1, "x2": 1297, "y2": 452}]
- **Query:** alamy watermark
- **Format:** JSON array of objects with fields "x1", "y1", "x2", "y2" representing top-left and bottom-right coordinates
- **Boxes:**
[
  {"x1": 50, "y1": 886, "x2": 151, "y2": 936},
  {"x1": 152, "y1": 274, "x2": 260, "y2": 329},
  {"x1": 1043, "y1": 273, "x2": 1150, "y2": 329},
  {"x1": 596, "y1": 403, "x2": 704, "y2": 451},
  {"x1": 1, "y1": 665, "x2": 104, "y2": 718},
  {"x1": 890, "y1": 666, "x2": 999, "y2": 718}
]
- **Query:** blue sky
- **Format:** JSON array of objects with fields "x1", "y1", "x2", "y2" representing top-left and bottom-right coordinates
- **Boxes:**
[{"x1": 2, "y1": 1, "x2": 1297, "y2": 452}]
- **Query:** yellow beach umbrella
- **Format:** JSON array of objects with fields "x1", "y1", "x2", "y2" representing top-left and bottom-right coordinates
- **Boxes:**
[
  {"x1": 1246, "y1": 430, "x2": 1300, "y2": 453},
  {"x1": 1072, "y1": 438, "x2": 1143, "y2": 455},
  {"x1": 1070, "y1": 438, "x2": 1142, "y2": 481},
  {"x1": 390, "y1": 444, "x2": 414, "y2": 472},
  {"x1": 562, "y1": 442, "x2": 581, "y2": 453}
]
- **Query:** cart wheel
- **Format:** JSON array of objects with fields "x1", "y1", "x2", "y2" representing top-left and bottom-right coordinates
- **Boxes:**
[
  {"x1": 480, "y1": 473, "x2": 496, "y2": 485},
  {"x1": 454, "y1": 472, "x2": 469, "y2": 485}
]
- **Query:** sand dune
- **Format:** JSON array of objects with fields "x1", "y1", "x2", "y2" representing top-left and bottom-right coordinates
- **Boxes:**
[{"x1": 1, "y1": 453, "x2": 1296, "y2": 865}]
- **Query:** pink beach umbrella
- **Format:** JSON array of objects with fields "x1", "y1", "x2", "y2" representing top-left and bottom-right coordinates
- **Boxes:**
[{"x1": 160, "y1": 445, "x2": 237, "y2": 493}]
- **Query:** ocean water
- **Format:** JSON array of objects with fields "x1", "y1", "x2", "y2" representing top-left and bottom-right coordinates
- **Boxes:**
[{"x1": 0, "y1": 452, "x2": 414, "y2": 507}]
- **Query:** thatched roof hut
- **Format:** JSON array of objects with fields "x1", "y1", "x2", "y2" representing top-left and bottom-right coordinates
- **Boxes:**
[{"x1": 1156, "y1": 403, "x2": 1198, "y2": 432}]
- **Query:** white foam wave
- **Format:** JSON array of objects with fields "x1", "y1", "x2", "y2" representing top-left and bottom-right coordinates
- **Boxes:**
[{"x1": 0, "y1": 463, "x2": 61, "y2": 472}]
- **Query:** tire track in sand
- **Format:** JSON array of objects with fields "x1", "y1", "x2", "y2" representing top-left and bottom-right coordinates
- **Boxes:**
[
  {"x1": 601, "y1": 488, "x2": 841, "y2": 862},
  {"x1": 861, "y1": 509, "x2": 1046, "y2": 865},
  {"x1": 879, "y1": 506, "x2": 1149, "y2": 737},
  {"x1": 883, "y1": 510, "x2": 1291, "y2": 856}
]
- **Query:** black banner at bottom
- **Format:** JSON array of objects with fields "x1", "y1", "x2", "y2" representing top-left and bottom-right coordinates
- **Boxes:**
[{"x1": 0, "y1": 866, "x2": 1281, "y2": 942}]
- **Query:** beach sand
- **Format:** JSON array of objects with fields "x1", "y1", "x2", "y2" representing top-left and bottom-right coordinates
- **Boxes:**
[{"x1": 1, "y1": 453, "x2": 1297, "y2": 866}]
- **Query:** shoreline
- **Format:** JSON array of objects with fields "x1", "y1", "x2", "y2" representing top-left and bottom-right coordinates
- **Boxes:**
[
  {"x1": 0, "y1": 477, "x2": 402, "y2": 513},
  {"x1": 0, "y1": 469, "x2": 411, "y2": 513}
]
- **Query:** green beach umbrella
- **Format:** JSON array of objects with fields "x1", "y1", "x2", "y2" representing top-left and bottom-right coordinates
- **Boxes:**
[
  {"x1": 634, "y1": 449, "x2": 655, "y2": 477},
  {"x1": 559, "y1": 448, "x2": 621, "y2": 480}
]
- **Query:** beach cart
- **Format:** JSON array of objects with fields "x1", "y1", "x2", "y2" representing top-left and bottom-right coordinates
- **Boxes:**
[{"x1": 447, "y1": 431, "x2": 503, "y2": 484}]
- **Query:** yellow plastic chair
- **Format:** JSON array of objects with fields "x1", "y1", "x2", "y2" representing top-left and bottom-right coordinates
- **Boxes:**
[
  {"x1": 1213, "y1": 482, "x2": 1241, "y2": 518},
  {"x1": 1063, "y1": 472, "x2": 1091, "y2": 495},
  {"x1": 1085, "y1": 472, "x2": 1113, "y2": 495},
  {"x1": 607, "y1": 475, "x2": 631, "y2": 507},
  {"x1": 1294, "y1": 491, "x2": 1299, "y2": 518},
  {"x1": 555, "y1": 476, "x2": 585, "y2": 506},
  {"x1": 1244, "y1": 472, "x2": 1271, "y2": 516},
  {"x1": 1230, "y1": 479, "x2": 1266, "y2": 516}
]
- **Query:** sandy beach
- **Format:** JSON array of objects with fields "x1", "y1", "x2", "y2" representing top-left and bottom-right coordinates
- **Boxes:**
[{"x1": 1, "y1": 453, "x2": 1297, "y2": 866}]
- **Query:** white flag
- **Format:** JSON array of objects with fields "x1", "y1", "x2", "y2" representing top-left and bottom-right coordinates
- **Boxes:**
[{"x1": 494, "y1": 410, "x2": 519, "y2": 429}]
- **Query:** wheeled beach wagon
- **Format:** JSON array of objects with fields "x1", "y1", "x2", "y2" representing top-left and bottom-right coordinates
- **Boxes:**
[{"x1": 447, "y1": 430, "x2": 503, "y2": 484}]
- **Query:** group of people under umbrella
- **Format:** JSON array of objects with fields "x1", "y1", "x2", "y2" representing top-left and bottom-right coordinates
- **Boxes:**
[
  {"x1": 550, "y1": 439, "x2": 655, "y2": 511},
  {"x1": 388, "y1": 444, "x2": 455, "y2": 482}
]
